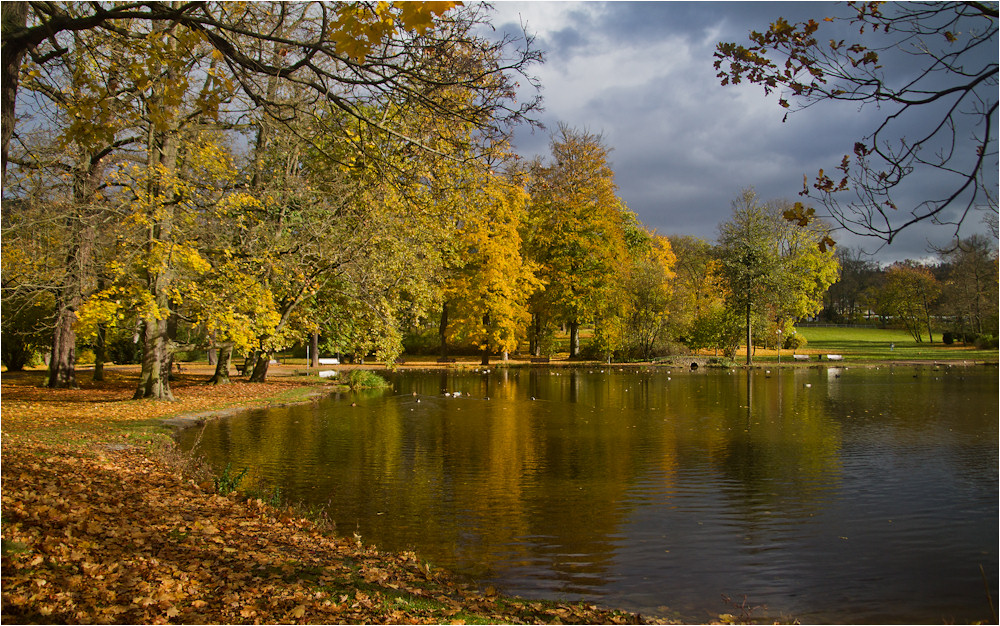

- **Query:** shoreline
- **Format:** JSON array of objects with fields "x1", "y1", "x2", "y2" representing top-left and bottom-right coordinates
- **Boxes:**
[
  {"x1": 0, "y1": 369, "x2": 660, "y2": 624},
  {"x1": 3, "y1": 359, "x2": 996, "y2": 624}
]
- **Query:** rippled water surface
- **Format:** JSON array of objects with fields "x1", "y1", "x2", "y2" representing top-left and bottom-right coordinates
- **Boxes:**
[{"x1": 177, "y1": 366, "x2": 999, "y2": 623}]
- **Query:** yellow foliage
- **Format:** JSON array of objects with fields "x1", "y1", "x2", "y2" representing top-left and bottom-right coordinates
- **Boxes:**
[
  {"x1": 328, "y1": 2, "x2": 460, "y2": 62},
  {"x1": 444, "y1": 163, "x2": 539, "y2": 354}
]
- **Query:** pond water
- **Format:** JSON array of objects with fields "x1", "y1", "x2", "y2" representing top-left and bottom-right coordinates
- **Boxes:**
[{"x1": 176, "y1": 365, "x2": 999, "y2": 623}]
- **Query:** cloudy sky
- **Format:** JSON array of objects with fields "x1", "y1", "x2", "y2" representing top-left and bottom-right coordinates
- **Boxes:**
[{"x1": 485, "y1": 1, "x2": 998, "y2": 263}]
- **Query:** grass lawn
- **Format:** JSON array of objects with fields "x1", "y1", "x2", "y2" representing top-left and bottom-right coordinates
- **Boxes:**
[{"x1": 792, "y1": 325, "x2": 998, "y2": 363}]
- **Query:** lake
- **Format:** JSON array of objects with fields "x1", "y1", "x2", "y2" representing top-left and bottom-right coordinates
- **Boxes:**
[{"x1": 176, "y1": 365, "x2": 999, "y2": 623}]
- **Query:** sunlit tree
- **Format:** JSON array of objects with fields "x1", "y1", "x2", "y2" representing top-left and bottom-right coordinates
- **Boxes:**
[
  {"x1": 877, "y1": 262, "x2": 942, "y2": 342},
  {"x1": 524, "y1": 124, "x2": 630, "y2": 357}
]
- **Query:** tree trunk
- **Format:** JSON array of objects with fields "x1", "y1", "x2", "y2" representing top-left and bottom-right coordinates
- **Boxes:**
[
  {"x1": 745, "y1": 302, "x2": 752, "y2": 366},
  {"x1": 93, "y1": 322, "x2": 106, "y2": 382},
  {"x1": 248, "y1": 351, "x2": 270, "y2": 382},
  {"x1": 310, "y1": 332, "x2": 319, "y2": 368},
  {"x1": 48, "y1": 303, "x2": 79, "y2": 388},
  {"x1": 134, "y1": 23, "x2": 180, "y2": 401},
  {"x1": 531, "y1": 313, "x2": 542, "y2": 357},
  {"x1": 48, "y1": 205, "x2": 98, "y2": 388},
  {"x1": 568, "y1": 320, "x2": 580, "y2": 358},
  {"x1": 439, "y1": 301, "x2": 449, "y2": 357},
  {"x1": 481, "y1": 312, "x2": 491, "y2": 366},
  {"x1": 923, "y1": 299, "x2": 934, "y2": 344},
  {"x1": 1, "y1": 2, "x2": 28, "y2": 188},
  {"x1": 163, "y1": 299, "x2": 178, "y2": 379},
  {"x1": 134, "y1": 316, "x2": 174, "y2": 400},
  {"x1": 207, "y1": 345, "x2": 233, "y2": 385},
  {"x1": 207, "y1": 330, "x2": 217, "y2": 366}
]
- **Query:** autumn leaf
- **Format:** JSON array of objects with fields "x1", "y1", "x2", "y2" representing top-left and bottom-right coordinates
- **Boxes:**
[{"x1": 2, "y1": 369, "x2": 646, "y2": 625}]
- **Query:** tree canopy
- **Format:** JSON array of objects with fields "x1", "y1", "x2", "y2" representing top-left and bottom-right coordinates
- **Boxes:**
[
  {"x1": 716, "y1": 189, "x2": 840, "y2": 363},
  {"x1": 2, "y1": 3, "x2": 994, "y2": 386}
]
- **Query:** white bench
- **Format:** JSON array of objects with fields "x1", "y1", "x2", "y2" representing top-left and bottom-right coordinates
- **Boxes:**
[
  {"x1": 826, "y1": 354, "x2": 843, "y2": 361},
  {"x1": 793, "y1": 354, "x2": 810, "y2": 361},
  {"x1": 318, "y1": 357, "x2": 340, "y2": 365}
]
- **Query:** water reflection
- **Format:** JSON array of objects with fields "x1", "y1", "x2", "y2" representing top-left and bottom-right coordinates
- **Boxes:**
[{"x1": 177, "y1": 366, "x2": 999, "y2": 623}]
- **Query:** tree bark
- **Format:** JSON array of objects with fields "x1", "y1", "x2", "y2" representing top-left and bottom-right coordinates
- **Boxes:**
[
  {"x1": 48, "y1": 307, "x2": 78, "y2": 388},
  {"x1": 439, "y1": 301, "x2": 449, "y2": 357},
  {"x1": 133, "y1": 20, "x2": 180, "y2": 401},
  {"x1": 745, "y1": 302, "x2": 752, "y2": 366},
  {"x1": 48, "y1": 175, "x2": 99, "y2": 388},
  {"x1": 922, "y1": 294, "x2": 934, "y2": 343},
  {"x1": 93, "y1": 321, "x2": 106, "y2": 382},
  {"x1": 568, "y1": 320, "x2": 580, "y2": 358},
  {"x1": 248, "y1": 351, "x2": 270, "y2": 382},
  {"x1": 531, "y1": 312, "x2": 542, "y2": 357},
  {"x1": 48, "y1": 242, "x2": 92, "y2": 388},
  {"x1": 481, "y1": 312, "x2": 491, "y2": 365},
  {"x1": 1, "y1": 2, "x2": 28, "y2": 188},
  {"x1": 133, "y1": 316, "x2": 174, "y2": 400},
  {"x1": 310, "y1": 332, "x2": 319, "y2": 368},
  {"x1": 207, "y1": 330, "x2": 217, "y2": 366},
  {"x1": 207, "y1": 344, "x2": 232, "y2": 385}
]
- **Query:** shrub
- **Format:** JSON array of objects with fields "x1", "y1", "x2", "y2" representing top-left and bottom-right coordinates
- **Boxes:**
[
  {"x1": 346, "y1": 369, "x2": 390, "y2": 390},
  {"x1": 401, "y1": 328, "x2": 440, "y2": 355},
  {"x1": 706, "y1": 357, "x2": 737, "y2": 368},
  {"x1": 783, "y1": 333, "x2": 808, "y2": 350},
  {"x1": 974, "y1": 334, "x2": 999, "y2": 349},
  {"x1": 173, "y1": 350, "x2": 207, "y2": 362},
  {"x1": 942, "y1": 332, "x2": 955, "y2": 345}
]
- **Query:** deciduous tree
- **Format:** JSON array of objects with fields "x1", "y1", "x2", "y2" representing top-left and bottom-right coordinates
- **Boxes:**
[
  {"x1": 617, "y1": 232, "x2": 677, "y2": 360},
  {"x1": 716, "y1": 189, "x2": 839, "y2": 364},
  {"x1": 877, "y1": 261, "x2": 942, "y2": 342},
  {"x1": 442, "y1": 163, "x2": 540, "y2": 364},
  {"x1": 524, "y1": 124, "x2": 630, "y2": 358},
  {"x1": 939, "y1": 234, "x2": 999, "y2": 338},
  {"x1": 2, "y1": 2, "x2": 540, "y2": 187},
  {"x1": 667, "y1": 235, "x2": 724, "y2": 350}
]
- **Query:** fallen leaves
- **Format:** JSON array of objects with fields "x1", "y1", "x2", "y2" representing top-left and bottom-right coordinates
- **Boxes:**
[{"x1": 2, "y1": 368, "x2": 658, "y2": 624}]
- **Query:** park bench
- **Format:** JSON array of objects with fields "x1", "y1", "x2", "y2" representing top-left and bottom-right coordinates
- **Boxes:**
[
  {"x1": 530, "y1": 357, "x2": 550, "y2": 363},
  {"x1": 826, "y1": 354, "x2": 844, "y2": 361},
  {"x1": 318, "y1": 357, "x2": 340, "y2": 365},
  {"x1": 793, "y1": 354, "x2": 810, "y2": 361}
]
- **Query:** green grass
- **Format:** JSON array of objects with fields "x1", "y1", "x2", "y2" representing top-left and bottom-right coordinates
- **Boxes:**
[{"x1": 793, "y1": 326, "x2": 998, "y2": 362}]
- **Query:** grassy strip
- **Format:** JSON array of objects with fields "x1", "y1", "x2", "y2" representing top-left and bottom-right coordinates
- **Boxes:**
[
  {"x1": 794, "y1": 326, "x2": 998, "y2": 363},
  {"x1": 1, "y1": 369, "x2": 659, "y2": 625}
]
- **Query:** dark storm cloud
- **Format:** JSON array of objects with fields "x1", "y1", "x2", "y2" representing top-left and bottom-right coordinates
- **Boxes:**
[{"x1": 488, "y1": 1, "x2": 997, "y2": 263}]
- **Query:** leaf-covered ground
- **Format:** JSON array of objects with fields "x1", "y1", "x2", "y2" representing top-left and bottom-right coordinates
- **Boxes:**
[{"x1": 1, "y1": 367, "x2": 657, "y2": 624}]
